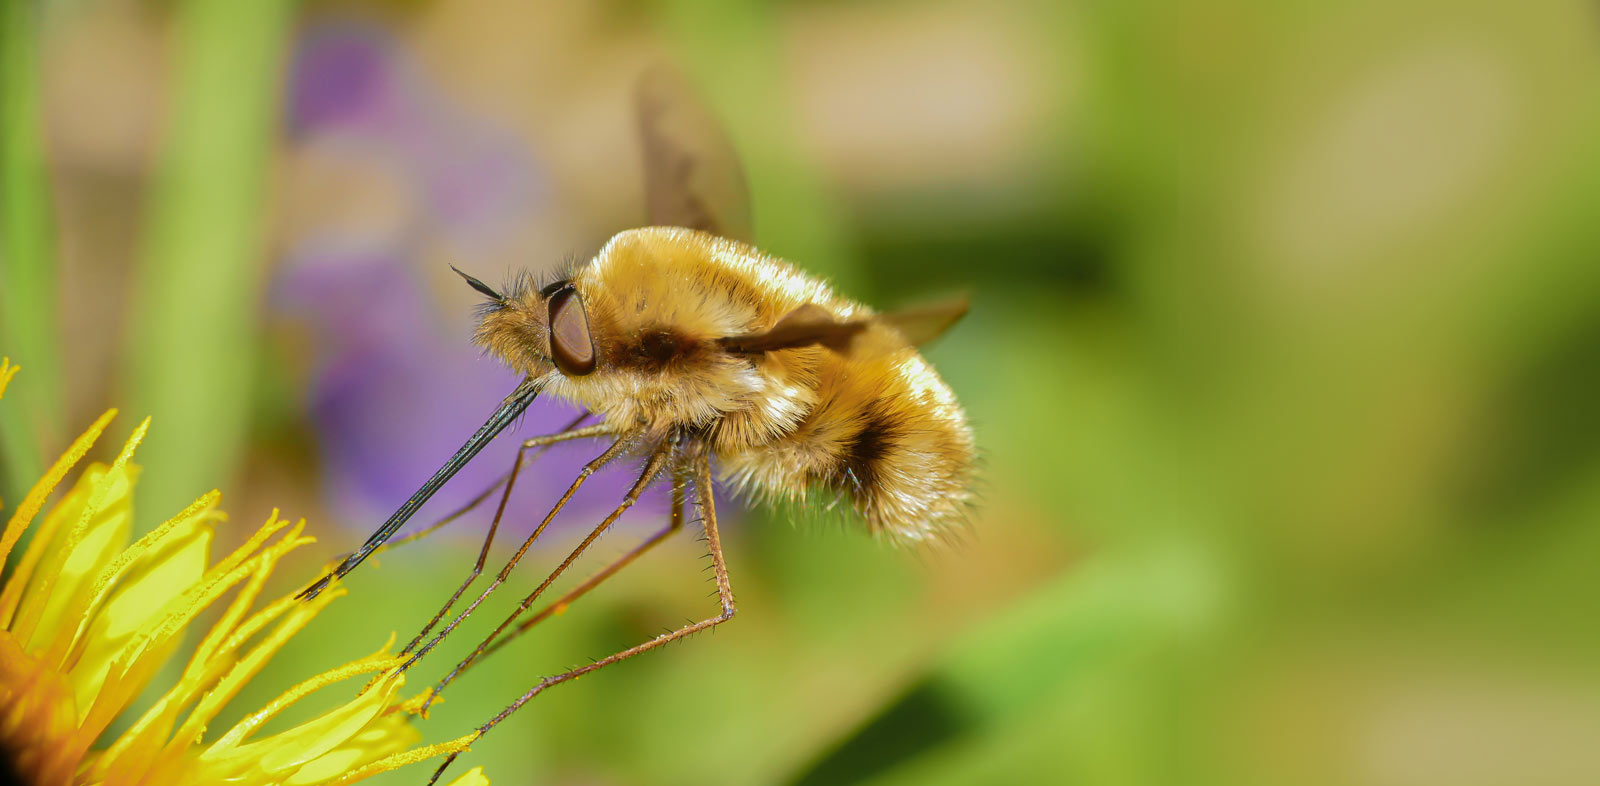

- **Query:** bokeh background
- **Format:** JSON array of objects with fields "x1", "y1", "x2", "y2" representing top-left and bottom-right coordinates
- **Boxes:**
[{"x1": 4, "y1": 0, "x2": 1600, "y2": 784}]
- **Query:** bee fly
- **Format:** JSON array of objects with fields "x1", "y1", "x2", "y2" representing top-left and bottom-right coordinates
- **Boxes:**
[{"x1": 297, "y1": 68, "x2": 975, "y2": 783}]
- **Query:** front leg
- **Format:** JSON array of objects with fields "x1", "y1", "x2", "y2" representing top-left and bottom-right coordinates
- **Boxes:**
[
  {"x1": 400, "y1": 421, "x2": 617, "y2": 657},
  {"x1": 425, "y1": 450, "x2": 736, "y2": 786},
  {"x1": 396, "y1": 428, "x2": 641, "y2": 672}
]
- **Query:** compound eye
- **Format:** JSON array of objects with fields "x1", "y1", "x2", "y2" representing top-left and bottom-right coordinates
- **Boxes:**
[{"x1": 548, "y1": 285, "x2": 596, "y2": 376}]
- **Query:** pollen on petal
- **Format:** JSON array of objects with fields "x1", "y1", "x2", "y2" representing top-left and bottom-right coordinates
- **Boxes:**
[
  {"x1": 68, "y1": 492, "x2": 218, "y2": 714},
  {"x1": 10, "y1": 418, "x2": 149, "y2": 649},
  {"x1": 324, "y1": 731, "x2": 481, "y2": 786},
  {"x1": 28, "y1": 463, "x2": 137, "y2": 655},
  {"x1": 197, "y1": 670, "x2": 405, "y2": 781},
  {"x1": 0, "y1": 408, "x2": 117, "y2": 588},
  {"x1": 284, "y1": 714, "x2": 422, "y2": 786}
]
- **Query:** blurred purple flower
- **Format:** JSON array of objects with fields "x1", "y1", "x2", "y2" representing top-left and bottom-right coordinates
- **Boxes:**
[
  {"x1": 291, "y1": 23, "x2": 539, "y2": 246},
  {"x1": 289, "y1": 25, "x2": 399, "y2": 136},
  {"x1": 275, "y1": 22, "x2": 664, "y2": 543}
]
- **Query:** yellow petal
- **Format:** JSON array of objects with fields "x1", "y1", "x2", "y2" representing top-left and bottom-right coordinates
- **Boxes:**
[
  {"x1": 116, "y1": 512, "x2": 295, "y2": 671},
  {"x1": 2, "y1": 371, "x2": 501, "y2": 786},
  {"x1": 198, "y1": 672, "x2": 404, "y2": 780},
  {"x1": 0, "y1": 632, "x2": 79, "y2": 786},
  {"x1": 83, "y1": 490, "x2": 219, "y2": 640},
  {"x1": 325, "y1": 732, "x2": 480, "y2": 786},
  {"x1": 77, "y1": 521, "x2": 314, "y2": 765},
  {"x1": 284, "y1": 714, "x2": 422, "y2": 786},
  {"x1": 0, "y1": 357, "x2": 17, "y2": 399},
  {"x1": 2, "y1": 462, "x2": 99, "y2": 633},
  {"x1": 28, "y1": 463, "x2": 137, "y2": 654},
  {"x1": 166, "y1": 547, "x2": 337, "y2": 751},
  {"x1": 67, "y1": 492, "x2": 216, "y2": 717},
  {"x1": 0, "y1": 408, "x2": 117, "y2": 604},
  {"x1": 444, "y1": 765, "x2": 491, "y2": 786},
  {"x1": 9, "y1": 418, "x2": 148, "y2": 649}
]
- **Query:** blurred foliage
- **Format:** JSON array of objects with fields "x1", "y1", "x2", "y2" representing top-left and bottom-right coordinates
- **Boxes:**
[
  {"x1": 5, "y1": 0, "x2": 1600, "y2": 785},
  {"x1": 0, "y1": 0, "x2": 63, "y2": 503},
  {"x1": 125, "y1": 0, "x2": 294, "y2": 523}
]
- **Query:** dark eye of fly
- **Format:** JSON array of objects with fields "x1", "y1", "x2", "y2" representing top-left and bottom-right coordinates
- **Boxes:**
[{"x1": 548, "y1": 285, "x2": 596, "y2": 376}]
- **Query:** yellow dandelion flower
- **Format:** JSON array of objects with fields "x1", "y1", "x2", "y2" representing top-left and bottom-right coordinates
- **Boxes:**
[{"x1": 0, "y1": 358, "x2": 485, "y2": 786}]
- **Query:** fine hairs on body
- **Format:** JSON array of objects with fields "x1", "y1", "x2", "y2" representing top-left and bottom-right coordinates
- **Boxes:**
[{"x1": 298, "y1": 67, "x2": 977, "y2": 784}]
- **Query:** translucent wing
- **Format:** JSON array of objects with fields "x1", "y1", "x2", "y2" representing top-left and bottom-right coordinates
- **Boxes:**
[
  {"x1": 720, "y1": 295, "x2": 970, "y2": 355},
  {"x1": 718, "y1": 304, "x2": 865, "y2": 354},
  {"x1": 877, "y1": 294, "x2": 969, "y2": 347},
  {"x1": 635, "y1": 66, "x2": 753, "y2": 242}
]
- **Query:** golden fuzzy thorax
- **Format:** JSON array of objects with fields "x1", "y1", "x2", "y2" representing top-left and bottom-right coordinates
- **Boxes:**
[{"x1": 474, "y1": 227, "x2": 975, "y2": 541}]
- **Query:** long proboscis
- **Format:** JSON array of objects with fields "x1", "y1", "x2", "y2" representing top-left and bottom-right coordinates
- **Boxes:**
[{"x1": 297, "y1": 378, "x2": 545, "y2": 600}]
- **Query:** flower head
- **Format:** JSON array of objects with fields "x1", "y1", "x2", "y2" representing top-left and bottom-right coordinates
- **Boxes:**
[{"x1": 0, "y1": 358, "x2": 486, "y2": 786}]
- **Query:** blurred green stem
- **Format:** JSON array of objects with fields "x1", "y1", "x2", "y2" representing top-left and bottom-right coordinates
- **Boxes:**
[
  {"x1": 0, "y1": 0, "x2": 62, "y2": 502},
  {"x1": 125, "y1": 0, "x2": 293, "y2": 523}
]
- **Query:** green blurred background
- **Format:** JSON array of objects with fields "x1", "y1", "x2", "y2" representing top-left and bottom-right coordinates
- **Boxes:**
[{"x1": 5, "y1": 0, "x2": 1600, "y2": 784}]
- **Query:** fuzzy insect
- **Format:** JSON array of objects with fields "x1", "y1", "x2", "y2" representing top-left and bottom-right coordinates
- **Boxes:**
[
  {"x1": 297, "y1": 68, "x2": 975, "y2": 784},
  {"x1": 474, "y1": 228, "x2": 974, "y2": 536}
]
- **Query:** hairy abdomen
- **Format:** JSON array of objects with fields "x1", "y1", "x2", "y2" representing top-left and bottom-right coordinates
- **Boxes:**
[{"x1": 719, "y1": 323, "x2": 975, "y2": 542}]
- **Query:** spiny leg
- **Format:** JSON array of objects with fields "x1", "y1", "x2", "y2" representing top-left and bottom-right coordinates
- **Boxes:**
[
  {"x1": 399, "y1": 421, "x2": 616, "y2": 656},
  {"x1": 419, "y1": 456, "x2": 686, "y2": 713},
  {"x1": 398, "y1": 430, "x2": 639, "y2": 672},
  {"x1": 480, "y1": 462, "x2": 689, "y2": 663},
  {"x1": 382, "y1": 412, "x2": 592, "y2": 553},
  {"x1": 426, "y1": 451, "x2": 736, "y2": 786},
  {"x1": 339, "y1": 413, "x2": 590, "y2": 638}
]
